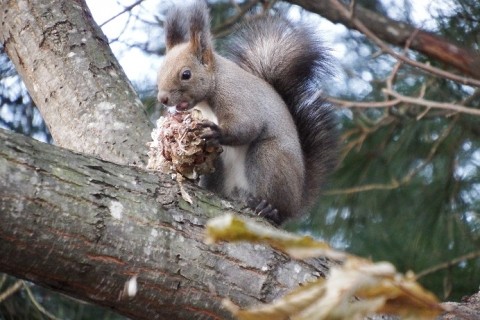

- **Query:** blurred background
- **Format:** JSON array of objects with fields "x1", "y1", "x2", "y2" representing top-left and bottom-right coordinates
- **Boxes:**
[{"x1": 1, "y1": 0, "x2": 479, "y2": 318}]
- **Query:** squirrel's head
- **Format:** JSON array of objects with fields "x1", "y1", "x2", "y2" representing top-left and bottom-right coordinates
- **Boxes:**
[{"x1": 157, "y1": 2, "x2": 214, "y2": 112}]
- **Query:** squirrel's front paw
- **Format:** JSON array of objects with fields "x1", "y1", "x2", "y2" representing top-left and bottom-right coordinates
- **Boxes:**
[
  {"x1": 247, "y1": 197, "x2": 280, "y2": 225},
  {"x1": 198, "y1": 121, "x2": 222, "y2": 146}
]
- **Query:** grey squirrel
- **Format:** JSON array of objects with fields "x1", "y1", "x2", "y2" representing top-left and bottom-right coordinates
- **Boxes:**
[{"x1": 157, "y1": 1, "x2": 337, "y2": 225}]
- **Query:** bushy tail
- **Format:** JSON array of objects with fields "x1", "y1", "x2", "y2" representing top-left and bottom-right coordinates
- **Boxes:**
[{"x1": 225, "y1": 15, "x2": 338, "y2": 205}]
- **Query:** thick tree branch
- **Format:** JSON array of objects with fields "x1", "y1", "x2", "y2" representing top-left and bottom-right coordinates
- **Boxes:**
[
  {"x1": 287, "y1": 0, "x2": 480, "y2": 82},
  {"x1": 0, "y1": 128, "x2": 332, "y2": 320}
]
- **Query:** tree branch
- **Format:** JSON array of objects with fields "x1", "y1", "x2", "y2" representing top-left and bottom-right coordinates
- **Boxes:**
[
  {"x1": 383, "y1": 89, "x2": 480, "y2": 116},
  {"x1": 0, "y1": 128, "x2": 332, "y2": 320},
  {"x1": 99, "y1": 0, "x2": 145, "y2": 27},
  {"x1": 286, "y1": 0, "x2": 480, "y2": 85},
  {"x1": 416, "y1": 251, "x2": 480, "y2": 280},
  {"x1": 0, "y1": 280, "x2": 23, "y2": 303}
]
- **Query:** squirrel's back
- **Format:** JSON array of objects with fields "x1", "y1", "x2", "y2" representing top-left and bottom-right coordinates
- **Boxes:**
[{"x1": 225, "y1": 15, "x2": 338, "y2": 206}]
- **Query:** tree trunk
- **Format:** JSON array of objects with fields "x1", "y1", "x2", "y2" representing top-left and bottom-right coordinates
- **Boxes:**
[
  {"x1": 0, "y1": 0, "x2": 152, "y2": 166},
  {"x1": 0, "y1": 128, "x2": 332, "y2": 320}
]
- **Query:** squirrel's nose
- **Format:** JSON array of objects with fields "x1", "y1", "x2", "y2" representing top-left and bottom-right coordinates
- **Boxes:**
[{"x1": 157, "y1": 92, "x2": 169, "y2": 105}]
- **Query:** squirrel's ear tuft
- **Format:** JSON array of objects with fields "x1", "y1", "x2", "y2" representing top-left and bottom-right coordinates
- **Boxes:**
[
  {"x1": 189, "y1": 1, "x2": 213, "y2": 66},
  {"x1": 164, "y1": 7, "x2": 188, "y2": 51}
]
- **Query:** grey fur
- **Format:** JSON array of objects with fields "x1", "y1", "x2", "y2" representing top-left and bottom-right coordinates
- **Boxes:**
[{"x1": 158, "y1": 2, "x2": 337, "y2": 224}]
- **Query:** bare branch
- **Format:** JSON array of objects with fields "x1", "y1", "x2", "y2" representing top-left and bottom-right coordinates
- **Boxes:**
[
  {"x1": 23, "y1": 282, "x2": 62, "y2": 320},
  {"x1": 328, "y1": 97, "x2": 401, "y2": 108},
  {"x1": 0, "y1": 280, "x2": 23, "y2": 303},
  {"x1": 416, "y1": 251, "x2": 480, "y2": 280},
  {"x1": 99, "y1": 0, "x2": 145, "y2": 27},
  {"x1": 384, "y1": 89, "x2": 480, "y2": 116},
  {"x1": 328, "y1": 90, "x2": 480, "y2": 117}
]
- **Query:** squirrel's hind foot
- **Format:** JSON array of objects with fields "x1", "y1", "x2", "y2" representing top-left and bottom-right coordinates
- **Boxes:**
[{"x1": 247, "y1": 197, "x2": 281, "y2": 225}]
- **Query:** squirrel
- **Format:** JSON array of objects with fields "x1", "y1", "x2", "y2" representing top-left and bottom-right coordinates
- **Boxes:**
[{"x1": 157, "y1": 1, "x2": 337, "y2": 225}]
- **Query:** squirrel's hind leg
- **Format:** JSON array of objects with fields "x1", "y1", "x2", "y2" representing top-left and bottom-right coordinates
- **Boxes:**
[{"x1": 245, "y1": 140, "x2": 305, "y2": 225}]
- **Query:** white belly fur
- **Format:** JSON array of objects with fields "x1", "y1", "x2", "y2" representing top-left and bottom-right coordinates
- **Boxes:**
[
  {"x1": 194, "y1": 102, "x2": 250, "y2": 194},
  {"x1": 221, "y1": 145, "x2": 249, "y2": 194}
]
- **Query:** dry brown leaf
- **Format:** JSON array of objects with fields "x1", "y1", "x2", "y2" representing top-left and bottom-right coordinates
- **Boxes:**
[
  {"x1": 206, "y1": 214, "x2": 444, "y2": 320},
  {"x1": 205, "y1": 214, "x2": 339, "y2": 260}
]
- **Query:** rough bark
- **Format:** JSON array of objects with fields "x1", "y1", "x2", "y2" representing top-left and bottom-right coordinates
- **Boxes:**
[
  {"x1": 0, "y1": 128, "x2": 332, "y2": 320},
  {"x1": 0, "y1": 0, "x2": 152, "y2": 166},
  {"x1": 288, "y1": 0, "x2": 480, "y2": 80}
]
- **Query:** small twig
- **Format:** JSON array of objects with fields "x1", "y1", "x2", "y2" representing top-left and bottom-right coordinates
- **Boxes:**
[
  {"x1": 418, "y1": 81, "x2": 427, "y2": 99},
  {"x1": 337, "y1": 113, "x2": 394, "y2": 163},
  {"x1": 348, "y1": 0, "x2": 356, "y2": 19},
  {"x1": 107, "y1": 12, "x2": 134, "y2": 44},
  {"x1": 100, "y1": 0, "x2": 144, "y2": 27},
  {"x1": 327, "y1": 97, "x2": 401, "y2": 108},
  {"x1": 0, "y1": 280, "x2": 23, "y2": 303},
  {"x1": 22, "y1": 281, "x2": 62, "y2": 320},
  {"x1": 400, "y1": 116, "x2": 456, "y2": 183},
  {"x1": 329, "y1": 88, "x2": 479, "y2": 116},
  {"x1": 386, "y1": 28, "x2": 418, "y2": 91},
  {"x1": 415, "y1": 81, "x2": 430, "y2": 120},
  {"x1": 325, "y1": 181, "x2": 401, "y2": 195},
  {"x1": 386, "y1": 59, "x2": 402, "y2": 91},
  {"x1": 415, "y1": 106, "x2": 431, "y2": 121},
  {"x1": 416, "y1": 251, "x2": 480, "y2": 280}
]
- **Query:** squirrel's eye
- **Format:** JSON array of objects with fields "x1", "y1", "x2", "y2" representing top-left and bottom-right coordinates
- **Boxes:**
[{"x1": 181, "y1": 69, "x2": 191, "y2": 80}]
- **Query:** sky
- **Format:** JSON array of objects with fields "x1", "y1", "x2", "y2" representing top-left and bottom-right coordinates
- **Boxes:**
[{"x1": 85, "y1": 0, "x2": 167, "y2": 87}]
